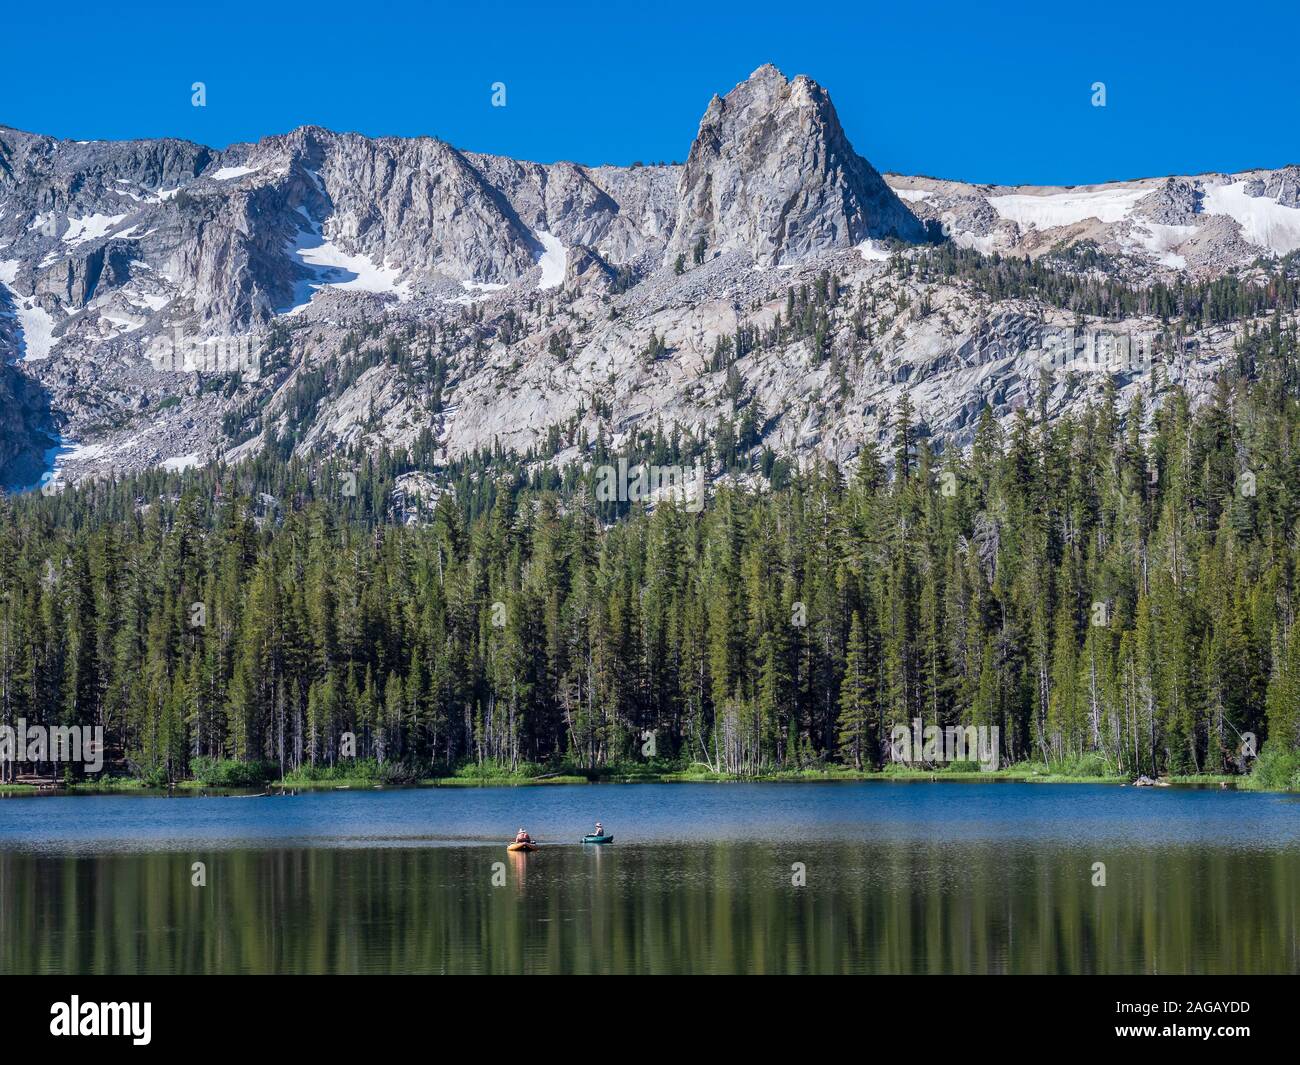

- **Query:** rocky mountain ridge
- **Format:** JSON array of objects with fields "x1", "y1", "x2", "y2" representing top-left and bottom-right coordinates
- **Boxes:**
[{"x1": 1, "y1": 65, "x2": 1297, "y2": 495}]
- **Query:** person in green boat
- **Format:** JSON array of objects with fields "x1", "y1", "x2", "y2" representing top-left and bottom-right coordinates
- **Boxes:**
[{"x1": 592, "y1": 822, "x2": 605, "y2": 838}]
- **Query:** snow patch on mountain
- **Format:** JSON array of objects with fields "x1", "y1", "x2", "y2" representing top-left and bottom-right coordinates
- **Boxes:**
[
  {"x1": 536, "y1": 231, "x2": 567, "y2": 290},
  {"x1": 857, "y1": 239, "x2": 892, "y2": 262},
  {"x1": 1131, "y1": 222, "x2": 1198, "y2": 269},
  {"x1": 285, "y1": 216, "x2": 411, "y2": 313},
  {"x1": 1202, "y1": 181, "x2": 1300, "y2": 255},
  {"x1": 128, "y1": 291, "x2": 171, "y2": 312},
  {"x1": 988, "y1": 188, "x2": 1148, "y2": 228},
  {"x1": 100, "y1": 313, "x2": 144, "y2": 335},
  {"x1": 62, "y1": 213, "x2": 128, "y2": 245},
  {"x1": 210, "y1": 165, "x2": 261, "y2": 181},
  {"x1": 0, "y1": 259, "x2": 57, "y2": 361},
  {"x1": 448, "y1": 280, "x2": 508, "y2": 306}
]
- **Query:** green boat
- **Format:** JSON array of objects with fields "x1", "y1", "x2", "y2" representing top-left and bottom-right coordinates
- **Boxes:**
[{"x1": 581, "y1": 834, "x2": 614, "y2": 844}]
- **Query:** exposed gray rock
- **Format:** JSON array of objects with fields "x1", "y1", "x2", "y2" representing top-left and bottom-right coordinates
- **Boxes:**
[
  {"x1": 887, "y1": 181, "x2": 1013, "y2": 253},
  {"x1": 665, "y1": 65, "x2": 928, "y2": 268},
  {"x1": 1244, "y1": 165, "x2": 1300, "y2": 208},
  {"x1": 1177, "y1": 213, "x2": 1264, "y2": 272},
  {"x1": 564, "y1": 244, "x2": 618, "y2": 291},
  {"x1": 0, "y1": 356, "x2": 53, "y2": 488},
  {"x1": 1133, "y1": 177, "x2": 1201, "y2": 225},
  {"x1": 466, "y1": 154, "x2": 675, "y2": 266}
]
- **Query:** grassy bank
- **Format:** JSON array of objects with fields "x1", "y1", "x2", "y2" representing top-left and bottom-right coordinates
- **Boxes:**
[{"x1": 0, "y1": 753, "x2": 1289, "y2": 794}]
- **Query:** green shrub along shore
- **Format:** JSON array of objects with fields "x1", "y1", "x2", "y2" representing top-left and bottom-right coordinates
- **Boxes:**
[{"x1": 4, "y1": 750, "x2": 1298, "y2": 792}]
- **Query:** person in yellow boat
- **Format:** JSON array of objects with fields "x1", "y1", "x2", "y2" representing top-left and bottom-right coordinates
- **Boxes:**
[{"x1": 514, "y1": 827, "x2": 532, "y2": 844}]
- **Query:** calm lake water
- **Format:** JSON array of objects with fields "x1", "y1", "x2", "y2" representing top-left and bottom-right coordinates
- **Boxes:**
[{"x1": 1, "y1": 781, "x2": 1297, "y2": 974}]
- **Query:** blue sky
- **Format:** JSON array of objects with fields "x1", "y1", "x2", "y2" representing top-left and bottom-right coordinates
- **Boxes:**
[{"x1": 3, "y1": 0, "x2": 1296, "y2": 185}]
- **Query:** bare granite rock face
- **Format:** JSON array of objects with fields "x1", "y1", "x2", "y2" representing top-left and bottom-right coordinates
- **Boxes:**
[
  {"x1": 1133, "y1": 177, "x2": 1201, "y2": 226},
  {"x1": 1245, "y1": 165, "x2": 1300, "y2": 208},
  {"x1": 0, "y1": 357, "x2": 51, "y2": 485},
  {"x1": 304, "y1": 131, "x2": 540, "y2": 285},
  {"x1": 465, "y1": 153, "x2": 677, "y2": 267},
  {"x1": 0, "y1": 127, "x2": 212, "y2": 217},
  {"x1": 665, "y1": 65, "x2": 928, "y2": 268}
]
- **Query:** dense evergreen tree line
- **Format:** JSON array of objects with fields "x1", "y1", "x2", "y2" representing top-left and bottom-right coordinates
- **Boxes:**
[{"x1": 3, "y1": 313, "x2": 1300, "y2": 784}]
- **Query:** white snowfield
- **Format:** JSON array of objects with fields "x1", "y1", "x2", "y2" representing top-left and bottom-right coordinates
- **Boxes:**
[
  {"x1": 857, "y1": 239, "x2": 892, "y2": 262},
  {"x1": 447, "y1": 279, "x2": 508, "y2": 306},
  {"x1": 58, "y1": 442, "x2": 107, "y2": 463},
  {"x1": 100, "y1": 313, "x2": 144, "y2": 335},
  {"x1": 284, "y1": 213, "x2": 411, "y2": 314},
  {"x1": 1202, "y1": 180, "x2": 1300, "y2": 255},
  {"x1": 62, "y1": 213, "x2": 129, "y2": 245},
  {"x1": 0, "y1": 258, "x2": 57, "y2": 361},
  {"x1": 988, "y1": 187, "x2": 1149, "y2": 228},
  {"x1": 535, "y1": 231, "x2": 567, "y2": 290},
  {"x1": 128, "y1": 291, "x2": 171, "y2": 312},
  {"x1": 1131, "y1": 222, "x2": 1198, "y2": 270},
  {"x1": 209, "y1": 165, "x2": 261, "y2": 181},
  {"x1": 11, "y1": 302, "x2": 55, "y2": 360},
  {"x1": 896, "y1": 173, "x2": 1300, "y2": 264}
]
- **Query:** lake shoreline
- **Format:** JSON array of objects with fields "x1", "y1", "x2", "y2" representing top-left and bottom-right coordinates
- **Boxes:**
[{"x1": 0, "y1": 765, "x2": 1271, "y2": 797}]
